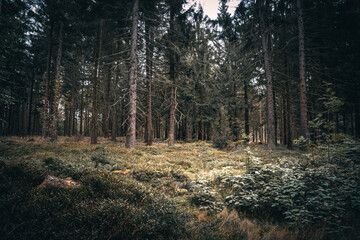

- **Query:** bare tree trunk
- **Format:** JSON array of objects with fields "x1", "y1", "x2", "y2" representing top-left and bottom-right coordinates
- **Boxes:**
[
  {"x1": 111, "y1": 67, "x2": 119, "y2": 142},
  {"x1": 258, "y1": 0, "x2": 275, "y2": 148},
  {"x1": 79, "y1": 85, "x2": 84, "y2": 135},
  {"x1": 167, "y1": 8, "x2": 177, "y2": 147},
  {"x1": 104, "y1": 65, "x2": 111, "y2": 138},
  {"x1": 125, "y1": 0, "x2": 139, "y2": 149},
  {"x1": 168, "y1": 85, "x2": 177, "y2": 146},
  {"x1": 42, "y1": 21, "x2": 53, "y2": 138},
  {"x1": 91, "y1": 19, "x2": 104, "y2": 144},
  {"x1": 282, "y1": 95, "x2": 287, "y2": 145},
  {"x1": 69, "y1": 61, "x2": 77, "y2": 136},
  {"x1": 28, "y1": 73, "x2": 34, "y2": 135},
  {"x1": 145, "y1": 24, "x2": 155, "y2": 146},
  {"x1": 286, "y1": 55, "x2": 293, "y2": 149},
  {"x1": 297, "y1": 0, "x2": 308, "y2": 140},
  {"x1": 244, "y1": 79, "x2": 250, "y2": 136},
  {"x1": 49, "y1": 21, "x2": 64, "y2": 142},
  {"x1": 259, "y1": 101, "x2": 263, "y2": 142}
]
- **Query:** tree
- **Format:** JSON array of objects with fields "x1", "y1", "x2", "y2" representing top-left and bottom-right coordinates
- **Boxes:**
[
  {"x1": 257, "y1": 0, "x2": 275, "y2": 148},
  {"x1": 125, "y1": 0, "x2": 139, "y2": 149},
  {"x1": 41, "y1": 20, "x2": 53, "y2": 138},
  {"x1": 49, "y1": 20, "x2": 64, "y2": 141},
  {"x1": 297, "y1": 0, "x2": 308, "y2": 140},
  {"x1": 91, "y1": 19, "x2": 104, "y2": 145}
]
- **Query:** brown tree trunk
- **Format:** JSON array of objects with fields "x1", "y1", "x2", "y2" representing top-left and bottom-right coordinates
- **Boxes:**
[
  {"x1": 70, "y1": 61, "x2": 77, "y2": 136},
  {"x1": 258, "y1": 0, "x2": 276, "y2": 148},
  {"x1": 79, "y1": 86, "x2": 84, "y2": 135},
  {"x1": 286, "y1": 55, "x2": 293, "y2": 149},
  {"x1": 145, "y1": 24, "x2": 155, "y2": 146},
  {"x1": 167, "y1": 7, "x2": 177, "y2": 147},
  {"x1": 91, "y1": 19, "x2": 104, "y2": 144},
  {"x1": 111, "y1": 43, "x2": 120, "y2": 142},
  {"x1": 168, "y1": 85, "x2": 177, "y2": 146},
  {"x1": 282, "y1": 95, "x2": 287, "y2": 145},
  {"x1": 297, "y1": 0, "x2": 308, "y2": 140},
  {"x1": 104, "y1": 65, "x2": 111, "y2": 138},
  {"x1": 244, "y1": 79, "x2": 250, "y2": 136},
  {"x1": 125, "y1": 0, "x2": 139, "y2": 149},
  {"x1": 49, "y1": 21, "x2": 64, "y2": 142},
  {"x1": 42, "y1": 21, "x2": 53, "y2": 138},
  {"x1": 28, "y1": 73, "x2": 34, "y2": 135}
]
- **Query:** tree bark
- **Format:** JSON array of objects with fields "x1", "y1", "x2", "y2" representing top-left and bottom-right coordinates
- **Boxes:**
[
  {"x1": 28, "y1": 73, "x2": 34, "y2": 135},
  {"x1": 125, "y1": 0, "x2": 139, "y2": 149},
  {"x1": 168, "y1": 85, "x2": 177, "y2": 146},
  {"x1": 258, "y1": 0, "x2": 276, "y2": 148},
  {"x1": 111, "y1": 74, "x2": 118, "y2": 142},
  {"x1": 104, "y1": 65, "x2": 111, "y2": 138},
  {"x1": 42, "y1": 21, "x2": 53, "y2": 138},
  {"x1": 69, "y1": 61, "x2": 77, "y2": 136},
  {"x1": 244, "y1": 79, "x2": 250, "y2": 136},
  {"x1": 286, "y1": 77, "x2": 293, "y2": 150},
  {"x1": 297, "y1": 0, "x2": 308, "y2": 140},
  {"x1": 91, "y1": 19, "x2": 104, "y2": 144},
  {"x1": 49, "y1": 21, "x2": 64, "y2": 142},
  {"x1": 79, "y1": 85, "x2": 84, "y2": 135},
  {"x1": 145, "y1": 24, "x2": 155, "y2": 146}
]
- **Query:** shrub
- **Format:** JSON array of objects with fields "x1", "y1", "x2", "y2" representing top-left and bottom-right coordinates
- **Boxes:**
[
  {"x1": 221, "y1": 156, "x2": 360, "y2": 238},
  {"x1": 213, "y1": 136, "x2": 232, "y2": 150}
]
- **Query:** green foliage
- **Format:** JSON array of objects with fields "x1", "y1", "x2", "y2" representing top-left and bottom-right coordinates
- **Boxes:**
[
  {"x1": 221, "y1": 154, "x2": 360, "y2": 237},
  {"x1": 213, "y1": 136, "x2": 232, "y2": 149},
  {"x1": 0, "y1": 162, "x2": 189, "y2": 240},
  {"x1": 308, "y1": 83, "x2": 344, "y2": 161}
]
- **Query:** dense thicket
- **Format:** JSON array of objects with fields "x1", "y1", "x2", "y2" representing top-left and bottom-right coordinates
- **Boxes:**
[{"x1": 1, "y1": 0, "x2": 359, "y2": 147}]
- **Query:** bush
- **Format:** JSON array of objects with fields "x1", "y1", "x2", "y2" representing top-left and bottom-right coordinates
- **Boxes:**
[
  {"x1": 221, "y1": 156, "x2": 360, "y2": 238},
  {"x1": 213, "y1": 136, "x2": 232, "y2": 150}
]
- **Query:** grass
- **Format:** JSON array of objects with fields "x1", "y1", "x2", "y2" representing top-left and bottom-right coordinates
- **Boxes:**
[{"x1": 0, "y1": 136, "x2": 359, "y2": 239}]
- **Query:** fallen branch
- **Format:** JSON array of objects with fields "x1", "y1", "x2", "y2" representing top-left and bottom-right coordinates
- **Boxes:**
[{"x1": 36, "y1": 175, "x2": 81, "y2": 188}]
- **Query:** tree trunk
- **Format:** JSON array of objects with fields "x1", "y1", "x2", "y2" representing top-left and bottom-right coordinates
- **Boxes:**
[
  {"x1": 168, "y1": 85, "x2": 177, "y2": 146},
  {"x1": 259, "y1": 101, "x2": 263, "y2": 142},
  {"x1": 125, "y1": 0, "x2": 139, "y2": 149},
  {"x1": 244, "y1": 79, "x2": 250, "y2": 136},
  {"x1": 258, "y1": 0, "x2": 276, "y2": 148},
  {"x1": 49, "y1": 21, "x2": 64, "y2": 142},
  {"x1": 167, "y1": 7, "x2": 177, "y2": 147},
  {"x1": 28, "y1": 73, "x2": 34, "y2": 135},
  {"x1": 112, "y1": 44, "x2": 120, "y2": 142},
  {"x1": 145, "y1": 24, "x2": 155, "y2": 146},
  {"x1": 297, "y1": 0, "x2": 308, "y2": 140},
  {"x1": 91, "y1": 19, "x2": 104, "y2": 144},
  {"x1": 104, "y1": 65, "x2": 111, "y2": 138},
  {"x1": 282, "y1": 95, "x2": 287, "y2": 145},
  {"x1": 79, "y1": 85, "x2": 84, "y2": 135},
  {"x1": 42, "y1": 21, "x2": 53, "y2": 138},
  {"x1": 286, "y1": 55, "x2": 293, "y2": 149},
  {"x1": 70, "y1": 61, "x2": 77, "y2": 136}
]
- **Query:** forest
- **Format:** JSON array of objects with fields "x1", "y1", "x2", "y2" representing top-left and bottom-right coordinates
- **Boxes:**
[{"x1": 0, "y1": 0, "x2": 360, "y2": 239}]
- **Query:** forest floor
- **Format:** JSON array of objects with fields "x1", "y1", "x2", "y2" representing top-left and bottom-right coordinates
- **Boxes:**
[{"x1": 0, "y1": 136, "x2": 359, "y2": 240}]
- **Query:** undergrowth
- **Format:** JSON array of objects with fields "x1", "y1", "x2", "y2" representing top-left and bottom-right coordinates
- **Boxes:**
[{"x1": 0, "y1": 136, "x2": 359, "y2": 239}]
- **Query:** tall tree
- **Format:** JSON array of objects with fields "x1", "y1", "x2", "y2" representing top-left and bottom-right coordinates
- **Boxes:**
[
  {"x1": 49, "y1": 20, "x2": 64, "y2": 141},
  {"x1": 166, "y1": 0, "x2": 185, "y2": 146},
  {"x1": 297, "y1": 0, "x2": 308, "y2": 140},
  {"x1": 125, "y1": 0, "x2": 139, "y2": 149},
  {"x1": 91, "y1": 19, "x2": 104, "y2": 144},
  {"x1": 257, "y1": 0, "x2": 275, "y2": 148},
  {"x1": 41, "y1": 20, "x2": 53, "y2": 138},
  {"x1": 145, "y1": 24, "x2": 155, "y2": 145}
]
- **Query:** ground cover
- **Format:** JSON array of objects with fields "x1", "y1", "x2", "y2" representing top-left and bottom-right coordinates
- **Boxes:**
[{"x1": 0, "y1": 136, "x2": 359, "y2": 239}]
